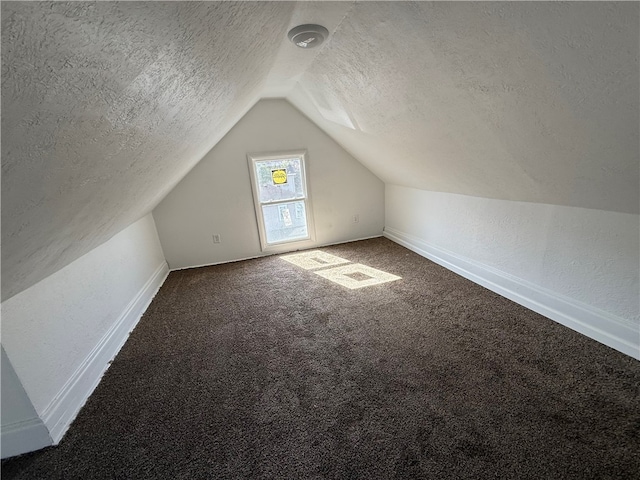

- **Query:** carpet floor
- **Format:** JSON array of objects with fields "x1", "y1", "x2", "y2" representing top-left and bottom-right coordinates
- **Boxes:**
[{"x1": 3, "y1": 237, "x2": 639, "y2": 479}]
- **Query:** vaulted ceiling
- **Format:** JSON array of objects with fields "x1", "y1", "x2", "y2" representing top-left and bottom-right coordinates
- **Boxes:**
[{"x1": 2, "y1": 2, "x2": 638, "y2": 301}]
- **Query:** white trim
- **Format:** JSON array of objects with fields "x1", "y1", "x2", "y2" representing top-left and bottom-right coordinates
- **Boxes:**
[
  {"x1": 171, "y1": 253, "x2": 270, "y2": 272},
  {"x1": 246, "y1": 150, "x2": 317, "y2": 252},
  {"x1": 1, "y1": 417, "x2": 52, "y2": 459},
  {"x1": 384, "y1": 227, "x2": 639, "y2": 360},
  {"x1": 40, "y1": 262, "x2": 170, "y2": 443},
  {"x1": 169, "y1": 235, "x2": 383, "y2": 272}
]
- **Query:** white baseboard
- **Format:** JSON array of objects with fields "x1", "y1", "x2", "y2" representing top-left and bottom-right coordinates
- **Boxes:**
[
  {"x1": 1, "y1": 417, "x2": 52, "y2": 459},
  {"x1": 170, "y1": 235, "x2": 383, "y2": 272},
  {"x1": 40, "y1": 262, "x2": 170, "y2": 443},
  {"x1": 384, "y1": 228, "x2": 639, "y2": 360}
]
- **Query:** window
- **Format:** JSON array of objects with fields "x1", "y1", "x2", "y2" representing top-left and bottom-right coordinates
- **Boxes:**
[{"x1": 247, "y1": 150, "x2": 315, "y2": 252}]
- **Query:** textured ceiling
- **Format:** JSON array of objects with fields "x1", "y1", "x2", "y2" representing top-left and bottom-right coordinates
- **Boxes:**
[
  {"x1": 2, "y1": 1, "x2": 638, "y2": 301},
  {"x1": 289, "y1": 2, "x2": 639, "y2": 214},
  {"x1": 1, "y1": 1, "x2": 295, "y2": 301}
]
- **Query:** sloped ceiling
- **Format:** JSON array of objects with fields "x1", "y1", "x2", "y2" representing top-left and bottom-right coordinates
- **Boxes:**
[
  {"x1": 2, "y1": 1, "x2": 638, "y2": 301},
  {"x1": 1, "y1": 1, "x2": 296, "y2": 301},
  {"x1": 288, "y1": 2, "x2": 639, "y2": 213}
]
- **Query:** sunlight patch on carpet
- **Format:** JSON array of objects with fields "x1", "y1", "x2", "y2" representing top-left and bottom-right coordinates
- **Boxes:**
[
  {"x1": 280, "y1": 250, "x2": 350, "y2": 270},
  {"x1": 314, "y1": 264, "x2": 401, "y2": 289}
]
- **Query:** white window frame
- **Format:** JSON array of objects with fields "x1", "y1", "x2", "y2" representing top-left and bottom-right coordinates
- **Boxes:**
[{"x1": 247, "y1": 150, "x2": 316, "y2": 252}]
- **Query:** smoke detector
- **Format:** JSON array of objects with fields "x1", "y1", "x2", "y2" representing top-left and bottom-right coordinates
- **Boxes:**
[{"x1": 288, "y1": 24, "x2": 329, "y2": 49}]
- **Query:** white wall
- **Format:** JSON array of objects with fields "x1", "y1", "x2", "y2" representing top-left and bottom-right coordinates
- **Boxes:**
[
  {"x1": 1, "y1": 347, "x2": 40, "y2": 429},
  {"x1": 153, "y1": 99, "x2": 384, "y2": 269},
  {"x1": 1, "y1": 214, "x2": 168, "y2": 450},
  {"x1": 1, "y1": 346, "x2": 52, "y2": 458},
  {"x1": 385, "y1": 185, "x2": 640, "y2": 358}
]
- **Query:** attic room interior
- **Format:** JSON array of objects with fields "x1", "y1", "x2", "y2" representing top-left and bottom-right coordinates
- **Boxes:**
[{"x1": 1, "y1": 1, "x2": 638, "y2": 478}]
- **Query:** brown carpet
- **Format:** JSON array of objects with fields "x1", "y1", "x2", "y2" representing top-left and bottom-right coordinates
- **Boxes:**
[{"x1": 3, "y1": 237, "x2": 639, "y2": 479}]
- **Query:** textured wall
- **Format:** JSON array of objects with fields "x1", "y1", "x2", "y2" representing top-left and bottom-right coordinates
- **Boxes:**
[
  {"x1": 290, "y1": 2, "x2": 639, "y2": 214},
  {"x1": 386, "y1": 185, "x2": 640, "y2": 325},
  {"x1": 1, "y1": 214, "x2": 166, "y2": 416},
  {"x1": 153, "y1": 99, "x2": 384, "y2": 269},
  {"x1": 1, "y1": 1, "x2": 294, "y2": 301}
]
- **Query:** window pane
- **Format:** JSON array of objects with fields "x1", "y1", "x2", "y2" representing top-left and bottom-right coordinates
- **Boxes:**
[
  {"x1": 262, "y1": 201, "x2": 308, "y2": 244},
  {"x1": 255, "y1": 158, "x2": 304, "y2": 203}
]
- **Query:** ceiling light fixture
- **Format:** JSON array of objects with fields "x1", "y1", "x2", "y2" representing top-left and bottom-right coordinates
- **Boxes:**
[{"x1": 288, "y1": 24, "x2": 329, "y2": 49}]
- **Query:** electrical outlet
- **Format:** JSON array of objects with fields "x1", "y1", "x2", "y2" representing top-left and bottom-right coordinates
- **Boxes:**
[
  {"x1": 352, "y1": 214, "x2": 360, "y2": 224},
  {"x1": 212, "y1": 234, "x2": 221, "y2": 244}
]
